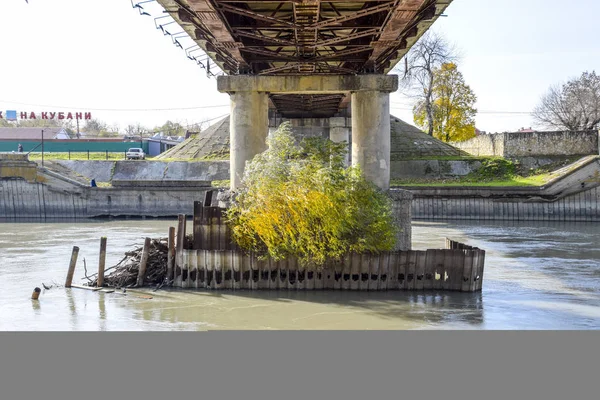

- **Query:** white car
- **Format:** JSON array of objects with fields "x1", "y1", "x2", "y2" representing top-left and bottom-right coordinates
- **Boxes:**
[{"x1": 126, "y1": 148, "x2": 145, "y2": 160}]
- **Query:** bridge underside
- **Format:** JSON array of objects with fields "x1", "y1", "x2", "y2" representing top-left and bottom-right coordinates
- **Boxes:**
[
  {"x1": 159, "y1": 0, "x2": 451, "y2": 117},
  {"x1": 154, "y1": 0, "x2": 452, "y2": 189}
]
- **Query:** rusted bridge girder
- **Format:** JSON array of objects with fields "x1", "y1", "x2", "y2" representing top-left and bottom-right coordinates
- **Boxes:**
[{"x1": 157, "y1": 0, "x2": 452, "y2": 116}]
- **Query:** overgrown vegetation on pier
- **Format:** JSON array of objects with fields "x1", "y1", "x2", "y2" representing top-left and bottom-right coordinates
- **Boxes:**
[{"x1": 227, "y1": 122, "x2": 397, "y2": 267}]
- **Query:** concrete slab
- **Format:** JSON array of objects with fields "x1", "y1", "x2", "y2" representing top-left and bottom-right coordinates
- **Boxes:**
[{"x1": 55, "y1": 160, "x2": 115, "y2": 182}]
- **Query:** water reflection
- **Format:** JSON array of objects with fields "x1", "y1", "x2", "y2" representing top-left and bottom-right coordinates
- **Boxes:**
[
  {"x1": 98, "y1": 293, "x2": 107, "y2": 331},
  {"x1": 31, "y1": 299, "x2": 41, "y2": 313},
  {"x1": 66, "y1": 289, "x2": 78, "y2": 330},
  {"x1": 111, "y1": 289, "x2": 485, "y2": 330}
]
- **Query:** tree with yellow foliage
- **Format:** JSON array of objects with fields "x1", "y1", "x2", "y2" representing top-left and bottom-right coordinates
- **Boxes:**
[
  {"x1": 226, "y1": 122, "x2": 397, "y2": 269},
  {"x1": 414, "y1": 62, "x2": 477, "y2": 142}
]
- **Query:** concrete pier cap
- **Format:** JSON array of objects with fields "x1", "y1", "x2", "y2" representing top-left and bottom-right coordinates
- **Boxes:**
[{"x1": 217, "y1": 75, "x2": 398, "y2": 94}]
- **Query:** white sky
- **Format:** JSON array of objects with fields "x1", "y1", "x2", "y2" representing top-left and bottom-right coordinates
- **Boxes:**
[{"x1": 1, "y1": 0, "x2": 598, "y2": 133}]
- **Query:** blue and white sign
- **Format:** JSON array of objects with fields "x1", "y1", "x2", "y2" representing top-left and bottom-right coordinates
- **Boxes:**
[{"x1": 5, "y1": 110, "x2": 17, "y2": 121}]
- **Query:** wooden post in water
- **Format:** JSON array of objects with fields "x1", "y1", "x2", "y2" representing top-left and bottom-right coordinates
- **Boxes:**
[
  {"x1": 31, "y1": 287, "x2": 41, "y2": 300},
  {"x1": 65, "y1": 246, "x2": 80, "y2": 288},
  {"x1": 97, "y1": 237, "x2": 107, "y2": 287},
  {"x1": 167, "y1": 226, "x2": 175, "y2": 283},
  {"x1": 193, "y1": 201, "x2": 203, "y2": 250},
  {"x1": 175, "y1": 214, "x2": 186, "y2": 287},
  {"x1": 136, "y1": 237, "x2": 151, "y2": 287}
]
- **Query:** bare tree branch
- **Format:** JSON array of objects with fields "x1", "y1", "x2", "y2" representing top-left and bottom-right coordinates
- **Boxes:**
[
  {"x1": 394, "y1": 32, "x2": 459, "y2": 136},
  {"x1": 533, "y1": 71, "x2": 600, "y2": 131}
]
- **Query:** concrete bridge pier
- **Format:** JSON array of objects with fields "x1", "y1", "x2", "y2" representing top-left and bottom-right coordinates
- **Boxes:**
[
  {"x1": 351, "y1": 90, "x2": 391, "y2": 190},
  {"x1": 229, "y1": 91, "x2": 269, "y2": 190},
  {"x1": 218, "y1": 75, "x2": 398, "y2": 191}
]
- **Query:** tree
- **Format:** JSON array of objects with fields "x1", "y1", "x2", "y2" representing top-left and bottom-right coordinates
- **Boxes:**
[
  {"x1": 414, "y1": 62, "x2": 477, "y2": 142},
  {"x1": 155, "y1": 120, "x2": 185, "y2": 138},
  {"x1": 533, "y1": 71, "x2": 600, "y2": 131},
  {"x1": 124, "y1": 124, "x2": 137, "y2": 136},
  {"x1": 83, "y1": 119, "x2": 108, "y2": 136},
  {"x1": 226, "y1": 122, "x2": 397, "y2": 269},
  {"x1": 398, "y1": 32, "x2": 458, "y2": 136}
]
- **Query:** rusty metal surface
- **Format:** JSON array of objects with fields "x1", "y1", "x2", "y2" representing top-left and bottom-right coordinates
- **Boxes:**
[{"x1": 156, "y1": 0, "x2": 452, "y2": 116}]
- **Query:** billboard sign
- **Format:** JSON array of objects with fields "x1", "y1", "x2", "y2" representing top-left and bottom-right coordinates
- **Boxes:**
[{"x1": 0, "y1": 110, "x2": 92, "y2": 121}]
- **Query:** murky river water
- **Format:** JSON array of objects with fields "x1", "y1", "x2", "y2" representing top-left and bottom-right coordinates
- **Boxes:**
[{"x1": 1, "y1": 219, "x2": 599, "y2": 330}]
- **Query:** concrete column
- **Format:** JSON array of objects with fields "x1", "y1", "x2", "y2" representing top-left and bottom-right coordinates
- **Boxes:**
[
  {"x1": 329, "y1": 117, "x2": 351, "y2": 166},
  {"x1": 229, "y1": 91, "x2": 269, "y2": 190},
  {"x1": 351, "y1": 90, "x2": 391, "y2": 190}
]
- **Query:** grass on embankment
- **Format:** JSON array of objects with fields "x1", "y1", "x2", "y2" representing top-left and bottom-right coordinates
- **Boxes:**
[
  {"x1": 29, "y1": 152, "x2": 129, "y2": 161},
  {"x1": 391, "y1": 158, "x2": 562, "y2": 188},
  {"x1": 391, "y1": 174, "x2": 554, "y2": 187},
  {"x1": 28, "y1": 153, "x2": 216, "y2": 162}
]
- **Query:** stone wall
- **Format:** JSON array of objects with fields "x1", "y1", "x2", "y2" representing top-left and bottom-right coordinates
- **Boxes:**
[
  {"x1": 450, "y1": 134, "x2": 504, "y2": 157},
  {"x1": 452, "y1": 130, "x2": 599, "y2": 158}
]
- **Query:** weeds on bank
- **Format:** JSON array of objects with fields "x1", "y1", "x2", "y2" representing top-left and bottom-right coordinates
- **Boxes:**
[
  {"x1": 392, "y1": 158, "x2": 556, "y2": 187},
  {"x1": 28, "y1": 152, "x2": 130, "y2": 161}
]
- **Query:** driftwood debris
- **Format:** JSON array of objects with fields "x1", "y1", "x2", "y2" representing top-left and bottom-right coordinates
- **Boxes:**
[
  {"x1": 84, "y1": 234, "x2": 195, "y2": 289},
  {"x1": 86, "y1": 238, "x2": 169, "y2": 288}
]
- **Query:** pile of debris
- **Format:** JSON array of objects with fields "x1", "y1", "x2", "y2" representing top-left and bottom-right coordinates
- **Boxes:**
[{"x1": 88, "y1": 238, "x2": 169, "y2": 288}]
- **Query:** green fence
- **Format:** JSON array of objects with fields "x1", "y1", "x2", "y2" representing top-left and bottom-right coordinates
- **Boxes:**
[{"x1": 0, "y1": 140, "x2": 149, "y2": 153}]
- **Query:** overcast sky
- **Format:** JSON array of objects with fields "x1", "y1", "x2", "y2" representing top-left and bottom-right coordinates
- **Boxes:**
[{"x1": 0, "y1": 0, "x2": 598, "y2": 133}]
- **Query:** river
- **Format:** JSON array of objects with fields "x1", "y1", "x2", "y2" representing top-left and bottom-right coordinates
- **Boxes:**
[{"x1": 1, "y1": 219, "x2": 599, "y2": 330}]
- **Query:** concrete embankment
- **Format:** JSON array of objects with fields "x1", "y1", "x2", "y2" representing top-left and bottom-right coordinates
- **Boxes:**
[
  {"x1": 0, "y1": 155, "x2": 221, "y2": 219},
  {"x1": 0, "y1": 177, "x2": 209, "y2": 219},
  {"x1": 404, "y1": 156, "x2": 600, "y2": 221},
  {"x1": 1, "y1": 154, "x2": 599, "y2": 222},
  {"x1": 49, "y1": 159, "x2": 230, "y2": 186}
]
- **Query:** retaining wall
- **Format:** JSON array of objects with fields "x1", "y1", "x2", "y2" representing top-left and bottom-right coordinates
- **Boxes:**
[
  {"x1": 391, "y1": 160, "x2": 481, "y2": 179},
  {"x1": 2, "y1": 156, "x2": 599, "y2": 222},
  {"x1": 53, "y1": 160, "x2": 230, "y2": 185},
  {"x1": 407, "y1": 156, "x2": 600, "y2": 221},
  {"x1": 452, "y1": 130, "x2": 599, "y2": 158},
  {"x1": 410, "y1": 187, "x2": 600, "y2": 221},
  {"x1": 57, "y1": 158, "x2": 480, "y2": 185},
  {"x1": 0, "y1": 178, "x2": 208, "y2": 219}
]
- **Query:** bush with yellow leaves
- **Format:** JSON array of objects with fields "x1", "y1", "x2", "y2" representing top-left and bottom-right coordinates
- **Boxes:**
[{"x1": 226, "y1": 122, "x2": 397, "y2": 269}]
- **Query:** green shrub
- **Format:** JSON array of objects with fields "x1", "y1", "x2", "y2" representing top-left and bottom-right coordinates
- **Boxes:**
[
  {"x1": 471, "y1": 158, "x2": 516, "y2": 181},
  {"x1": 226, "y1": 122, "x2": 397, "y2": 269}
]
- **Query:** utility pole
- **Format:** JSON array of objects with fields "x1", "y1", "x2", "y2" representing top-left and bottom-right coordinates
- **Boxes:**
[
  {"x1": 76, "y1": 115, "x2": 80, "y2": 137},
  {"x1": 41, "y1": 128, "x2": 44, "y2": 167}
]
